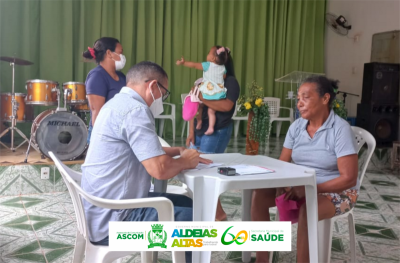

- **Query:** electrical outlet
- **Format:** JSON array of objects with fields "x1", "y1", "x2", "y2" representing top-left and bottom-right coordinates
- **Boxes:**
[{"x1": 41, "y1": 167, "x2": 50, "y2": 180}]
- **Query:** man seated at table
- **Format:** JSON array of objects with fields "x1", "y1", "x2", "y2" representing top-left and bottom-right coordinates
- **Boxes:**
[{"x1": 81, "y1": 61, "x2": 209, "y2": 262}]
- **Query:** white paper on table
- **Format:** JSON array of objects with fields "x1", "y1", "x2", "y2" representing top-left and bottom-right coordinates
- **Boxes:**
[
  {"x1": 190, "y1": 162, "x2": 224, "y2": 170},
  {"x1": 229, "y1": 164, "x2": 275, "y2": 175}
]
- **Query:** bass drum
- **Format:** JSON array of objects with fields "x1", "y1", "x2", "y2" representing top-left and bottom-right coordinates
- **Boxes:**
[{"x1": 31, "y1": 110, "x2": 88, "y2": 160}]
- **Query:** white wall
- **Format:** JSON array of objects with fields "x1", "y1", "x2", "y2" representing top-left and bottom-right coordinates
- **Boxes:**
[{"x1": 325, "y1": 0, "x2": 400, "y2": 116}]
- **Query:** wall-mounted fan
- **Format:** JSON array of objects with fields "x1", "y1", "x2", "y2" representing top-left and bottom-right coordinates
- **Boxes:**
[{"x1": 326, "y1": 13, "x2": 352, "y2": 36}]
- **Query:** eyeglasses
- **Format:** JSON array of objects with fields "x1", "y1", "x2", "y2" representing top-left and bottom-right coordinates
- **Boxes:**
[{"x1": 145, "y1": 80, "x2": 170, "y2": 101}]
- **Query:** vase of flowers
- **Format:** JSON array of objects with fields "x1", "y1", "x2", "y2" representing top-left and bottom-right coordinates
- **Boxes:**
[{"x1": 237, "y1": 81, "x2": 271, "y2": 155}]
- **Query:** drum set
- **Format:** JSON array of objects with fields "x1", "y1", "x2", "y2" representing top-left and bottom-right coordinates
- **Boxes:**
[{"x1": 0, "y1": 56, "x2": 90, "y2": 161}]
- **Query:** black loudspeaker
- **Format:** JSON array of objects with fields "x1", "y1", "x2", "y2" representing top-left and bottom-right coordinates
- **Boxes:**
[
  {"x1": 361, "y1": 62, "x2": 400, "y2": 105},
  {"x1": 356, "y1": 104, "x2": 399, "y2": 146}
]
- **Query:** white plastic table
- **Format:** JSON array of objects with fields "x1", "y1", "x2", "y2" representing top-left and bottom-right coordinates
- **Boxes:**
[{"x1": 175, "y1": 153, "x2": 318, "y2": 263}]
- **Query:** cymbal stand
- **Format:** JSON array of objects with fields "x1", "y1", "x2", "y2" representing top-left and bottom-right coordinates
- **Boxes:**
[{"x1": 0, "y1": 62, "x2": 31, "y2": 151}]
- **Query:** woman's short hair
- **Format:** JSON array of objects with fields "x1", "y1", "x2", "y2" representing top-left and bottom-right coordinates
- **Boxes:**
[
  {"x1": 302, "y1": 75, "x2": 338, "y2": 106},
  {"x1": 82, "y1": 37, "x2": 120, "y2": 64}
]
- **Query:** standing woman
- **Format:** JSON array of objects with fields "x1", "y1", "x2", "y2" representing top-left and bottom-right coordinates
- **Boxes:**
[
  {"x1": 82, "y1": 37, "x2": 126, "y2": 144},
  {"x1": 186, "y1": 47, "x2": 240, "y2": 221}
]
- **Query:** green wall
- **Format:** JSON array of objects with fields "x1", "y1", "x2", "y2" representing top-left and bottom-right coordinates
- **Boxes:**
[{"x1": 0, "y1": 0, "x2": 326, "y2": 138}]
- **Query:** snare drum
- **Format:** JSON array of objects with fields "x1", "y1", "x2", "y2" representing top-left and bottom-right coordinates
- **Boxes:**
[
  {"x1": 63, "y1": 82, "x2": 87, "y2": 105},
  {"x1": 31, "y1": 109, "x2": 88, "y2": 160},
  {"x1": 0, "y1": 93, "x2": 34, "y2": 122},
  {"x1": 25, "y1": 79, "x2": 59, "y2": 105}
]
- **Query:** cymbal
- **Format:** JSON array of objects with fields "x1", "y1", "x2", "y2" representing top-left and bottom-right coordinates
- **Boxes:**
[{"x1": 0, "y1": 56, "x2": 33, "y2": 66}]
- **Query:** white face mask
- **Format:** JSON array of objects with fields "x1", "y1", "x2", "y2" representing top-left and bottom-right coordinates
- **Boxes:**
[
  {"x1": 113, "y1": 52, "x2": 126, "y2": 71},
  {"x1": 149, "y1": 84, "x2": 164, "y2": 117}
]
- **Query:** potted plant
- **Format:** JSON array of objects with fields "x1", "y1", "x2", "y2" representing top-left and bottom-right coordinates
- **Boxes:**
[
  {"x1": 332, "y1": 98, "x2": 348, "y2": 120},
  {"x1": 237, "y1": 81, "x2": 271, "y2": 155}
]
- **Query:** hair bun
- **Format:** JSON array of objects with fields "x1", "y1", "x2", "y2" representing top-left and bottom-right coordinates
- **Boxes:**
[{"x1": 82, "y1": 50, "x2": 94, "y2": 60}]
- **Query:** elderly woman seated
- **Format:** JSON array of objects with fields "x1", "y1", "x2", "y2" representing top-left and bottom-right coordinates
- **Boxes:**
[{"x1": 251, "y1": 76, "x2": 359, "y2": 263}]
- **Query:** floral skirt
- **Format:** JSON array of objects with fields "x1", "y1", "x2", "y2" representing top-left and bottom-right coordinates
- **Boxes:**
[{"x1": 320, "y1": 189, "x2": 359, "y2": 216}]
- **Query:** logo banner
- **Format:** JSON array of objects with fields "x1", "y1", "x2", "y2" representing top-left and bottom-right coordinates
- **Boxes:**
[{"x1": 109, "y1": 222, "x2": 291, "y2": 251}]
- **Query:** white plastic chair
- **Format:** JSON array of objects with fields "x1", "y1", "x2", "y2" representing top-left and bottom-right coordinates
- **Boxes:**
[
  {"x1": 232, "y1": 103, "x2": 248, "y2": 137},
  {"x1": 156, "y1": 103, "x2": 176, "y2": 140},
  {"x1": 152, "y1": 137, "x2": 191, "y2": 198},
  {"x1": 241, "y1": 126, "x2": 376, "y2": 263},
  {"x1": 180, "y1": 93, "x2": 189, "y2": 138},
  {"x1": 316, "y1": 126, "x2": 376, "y2": 263},
  {"x1": 263, "y1": 97, "x2": 294, "y2": 138},
  {"x1": 48, "y1": 151, "x2": 185, "y2": 263}
]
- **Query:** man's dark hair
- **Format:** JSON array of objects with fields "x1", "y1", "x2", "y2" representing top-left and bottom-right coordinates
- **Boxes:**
[{"x1": 126, "y1": 61, "x2": 168, "y2": 86}]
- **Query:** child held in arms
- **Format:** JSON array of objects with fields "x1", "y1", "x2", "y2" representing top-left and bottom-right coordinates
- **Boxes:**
[{"x1": 177, "y1": 46, "x2": 231, "y2": 135}]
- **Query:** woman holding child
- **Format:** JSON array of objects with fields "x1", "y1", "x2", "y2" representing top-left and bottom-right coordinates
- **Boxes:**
[{"x1": 177, "y1": 45, "x2": 240, "y2": 221}]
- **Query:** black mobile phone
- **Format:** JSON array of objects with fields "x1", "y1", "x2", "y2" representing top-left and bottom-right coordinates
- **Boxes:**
[{"x1": 217, "y1": 167, "x2": 236, "y2": 176}]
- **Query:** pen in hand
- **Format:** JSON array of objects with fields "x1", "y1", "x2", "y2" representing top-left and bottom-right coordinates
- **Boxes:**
[
  {"x1": 188, "y1": 142, "x2": 207, "y2": 154},
  {"x1": 187, "y1": 142, "x2": 213, "y2": 164}
]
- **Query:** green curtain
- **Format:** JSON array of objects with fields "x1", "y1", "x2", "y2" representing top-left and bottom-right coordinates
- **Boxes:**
[{"x1": 0, "y1": 0, "x2": 326, "y2": 138}]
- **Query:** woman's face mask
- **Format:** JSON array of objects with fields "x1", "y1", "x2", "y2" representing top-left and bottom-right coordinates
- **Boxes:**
[{"x1": 113, "y1": 52, "x2": 126, "y2": 71}]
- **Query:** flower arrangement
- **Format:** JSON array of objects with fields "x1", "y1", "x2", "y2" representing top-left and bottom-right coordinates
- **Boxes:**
[
  {"x1": 332, "y1": 98, "x2": 347, "y2": 120},
  {"x1": 237, "y1": 81, "x2": 271, "y2": 143}
]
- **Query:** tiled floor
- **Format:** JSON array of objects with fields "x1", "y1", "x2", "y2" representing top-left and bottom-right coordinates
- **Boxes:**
[{"x1": 1, "y1": 136, "x2": 399, "y2": 263}]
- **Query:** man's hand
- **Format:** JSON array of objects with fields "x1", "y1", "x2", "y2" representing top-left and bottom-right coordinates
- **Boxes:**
[
  {"x1": 180, "y1": 149, "x2": 200, "y2": 169},
  {"x1": 177, "y1": 147, "x2": 212, "y2": 167},
  {"x1": 199, "y1": 157, "x2": 213, "y2": 164},
  {"x1": 178, "y1": 147, "x2": 186, "y2": 155},
  {"x1": 181, "y1": 143, "x2": 212, "y2": 165},
  {"x1": 176, "y1": 56, "x2": 185, "y2": 66}
]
